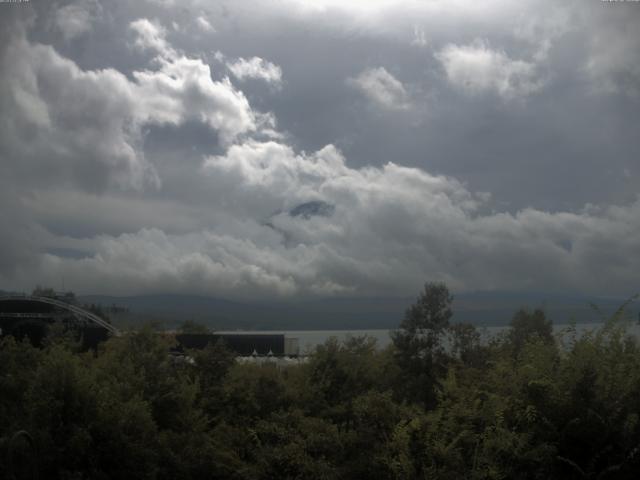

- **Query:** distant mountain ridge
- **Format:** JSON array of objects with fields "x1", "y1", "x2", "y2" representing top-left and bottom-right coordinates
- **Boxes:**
[{"x1": 77, "y1": 291, "x2": 639, "y2": 331}]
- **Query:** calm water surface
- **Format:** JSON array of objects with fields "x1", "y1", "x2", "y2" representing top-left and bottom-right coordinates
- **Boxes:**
[{"x1": 218, "y1": 322, "x2": 640, "y2": 354}]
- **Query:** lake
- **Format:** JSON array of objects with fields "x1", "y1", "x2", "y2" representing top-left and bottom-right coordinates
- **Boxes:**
[{"x1": 217, "y1": 321, "x2": 640, "y2": 354}]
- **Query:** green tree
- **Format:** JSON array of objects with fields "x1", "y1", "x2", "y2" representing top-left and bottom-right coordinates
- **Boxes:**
[
  {"x1": 222, "y1": 363, "x2": 293, "y2": 422},
  {"x1": 249, "y1": 410, "x2": 343, "y2": 480},
  {"x1": 192, "y1": 338, "x2": 236, "y2": 416},
  {"x1": 391, "y1": 282, "x2": 453, "y2": 408},
  {"x1": 508, "y1": 308, "x2": 553, "y2": 356},
  {"x1": 178, "y1": 319, "x2": 211, "y2": 334},
  {"x1": 24, "y1": 344, "x2": 160, "y2": 479},
  {"x1": 448, "y1": 322, "x2": 486, "y2": 367}
]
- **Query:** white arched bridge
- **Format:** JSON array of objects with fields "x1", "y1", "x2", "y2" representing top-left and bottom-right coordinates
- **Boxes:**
[{"x1": 0, "y1": 294, "x2": 120, "y2": 336}]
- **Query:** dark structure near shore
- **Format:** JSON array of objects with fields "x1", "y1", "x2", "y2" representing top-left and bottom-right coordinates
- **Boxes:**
[
  {"x1": 1, "y1": 293, "x2": 300, "y2": 356},
  {"x1": 175, "y1": 333, "x2": 299, "y2": 356},
  {"x1": 0, "y1": 294, "x2": 118, "y2": 349}
]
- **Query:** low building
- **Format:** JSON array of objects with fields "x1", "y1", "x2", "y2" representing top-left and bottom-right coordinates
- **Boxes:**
[{"x1": 175, "y1": 333, "x2": 300, "y2": 357}]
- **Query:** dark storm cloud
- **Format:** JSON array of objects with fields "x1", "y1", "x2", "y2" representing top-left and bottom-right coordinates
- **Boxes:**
[{"x1": 0, "y1": 0, "x2": 638, "y2": 300}]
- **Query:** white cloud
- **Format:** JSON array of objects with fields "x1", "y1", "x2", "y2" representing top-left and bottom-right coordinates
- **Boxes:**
[
  {"x1": 1, "y1": 35, "x2": 157, "y2": 191},
  {"x1": 0, "y1": 19, "x2": 258, "y2": 193},
  {"x1": 349, "y1": 67, "x2": 410, "y2": 110},
  {"x1": 130, "y1": 18, "x2": 176, "y2": 58},
  {"x1": 18, "y1": 138, "x2": 640, "y2": 298},
  {"x1": 436, "y1": 40, "x2": 544, "y2": 100},
  {"x1": 196, "y1": 15, "x2": 215, "y2": 32},
  {"x1": 132, "y1": 55, "x2": 256, "y2": 143},
  {"x1": 585, "y1": 10, "x2": 640, "y2": 97},
  {"x1": 197, "y1": 140, "x2": 640, "y2": 296},
  {"x1": 227, "y1": 56, "x2": 283, "y2": 87},
  {"x1": 2, "y1": 0, "x2": 638, "y2": 302},
  {"x1": 54, "y1": 1, "x2": 101, "y2": 41},
  {"x1": 411, "y1": 25, "x2": 428, "y2": 47}
]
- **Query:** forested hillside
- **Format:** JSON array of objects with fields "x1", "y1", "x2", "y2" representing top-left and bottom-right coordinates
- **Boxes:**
[{"x1": 2, "y1": 284, "x2": 639, "y2": 479}]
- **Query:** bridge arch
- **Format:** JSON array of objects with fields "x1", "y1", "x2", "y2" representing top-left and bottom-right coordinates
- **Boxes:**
[{"x1": 0, "y1": 295, "x2": 120, "y2": 336}]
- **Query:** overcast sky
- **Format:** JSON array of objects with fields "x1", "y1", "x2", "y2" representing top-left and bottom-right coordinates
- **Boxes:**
[{"x1": 0, "y1": 0, "x2": 638, "y2": 299}]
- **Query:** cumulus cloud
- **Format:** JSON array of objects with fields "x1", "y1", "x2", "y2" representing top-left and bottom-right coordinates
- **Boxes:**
[
  {"x1": 130, "y1": 18, "x2": 176, "y2": 58},
  {"x1": 54, "y1": 1, "x2": 101, "y2": 41},
  {"x1": 1, "y1": 0, "x2": 638, "y2": 303},
  {"x1": 0, "y1": 33, "x2": 158, "y2": 191},
  {"x1": 0, "y1": 18, "x2": 258, "y2": 194},
  {"x1": 226, "y1": 56, "x2": 283, "y2": 87},
  {"x1": 128, "y1": 20, "x2": 258, "y2": 142},
  {"x1": 436, "y1": 40, "x2": 544, "y2": 100},
  {"x1": 349, "y1": 67, "x2": 410, "y2": 110},
  {"x1": 132, "y1": 56, "x2": 256, "y2": 144},
  {"x1": 13, "y1": 139, "x2": 638, "y2": 298}
]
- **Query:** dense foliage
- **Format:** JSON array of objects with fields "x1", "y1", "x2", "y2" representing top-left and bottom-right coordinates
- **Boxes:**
[{"x1": 2, "y1": 283, "x2": 640, "y2": 479}]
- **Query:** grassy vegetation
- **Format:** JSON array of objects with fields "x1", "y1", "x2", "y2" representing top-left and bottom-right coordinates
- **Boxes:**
[{"x1": 1, "y1": 284, "x2": 640, "y2": 479}]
